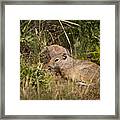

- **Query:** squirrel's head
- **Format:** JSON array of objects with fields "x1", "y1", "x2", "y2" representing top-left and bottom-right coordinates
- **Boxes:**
[
  {"x1": 40, "y1": 44, "x2": 70, "y2": 65},
  {"x1": 46, "y1": 52, "x2": 69, "y2": 71}
]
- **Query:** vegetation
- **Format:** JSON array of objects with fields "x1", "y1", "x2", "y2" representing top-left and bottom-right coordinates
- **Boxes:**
[{"x1": 20, "y1": 20, "x2": 100, "y2": 100}]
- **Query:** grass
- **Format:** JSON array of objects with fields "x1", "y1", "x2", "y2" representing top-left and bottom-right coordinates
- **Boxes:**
[
  {"x1": 20, "y1": 67, "x2": 100, "y2": 100},
  {"x1": 20, "y1": 20, "x2": 100, "y2": 100}
]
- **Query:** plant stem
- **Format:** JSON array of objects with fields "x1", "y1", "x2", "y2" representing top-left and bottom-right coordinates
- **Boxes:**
[{"x1": 59, "y1": 20, "x2": 72, "y2": 54}]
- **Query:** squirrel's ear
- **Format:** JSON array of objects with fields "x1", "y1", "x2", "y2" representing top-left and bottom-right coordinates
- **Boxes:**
[{"x1": 62, "y1": 53, "x2": 67, "y2": 60}]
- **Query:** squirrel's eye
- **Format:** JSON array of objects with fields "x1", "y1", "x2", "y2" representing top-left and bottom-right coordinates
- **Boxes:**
[{"x1": 55, "y1": 58, "x2": 59, "y2": 62}]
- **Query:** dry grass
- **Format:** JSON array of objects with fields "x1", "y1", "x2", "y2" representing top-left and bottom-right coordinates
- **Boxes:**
[{"x1": 20, "y1": 70, "x2": 100, "y2": 100}]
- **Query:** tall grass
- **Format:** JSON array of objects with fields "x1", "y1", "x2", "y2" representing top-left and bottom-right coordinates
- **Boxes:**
[{"x1": 20, "y1": 20, "x2": 100, "y2": 100}]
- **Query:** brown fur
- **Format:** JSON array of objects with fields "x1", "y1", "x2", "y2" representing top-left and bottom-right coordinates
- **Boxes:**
[
  {"x1": 40, "y1": 45, "x2": 70, "y2": 67},
  {"x1": 47, "y1": 53, "x2": 100, "y2": 86}
]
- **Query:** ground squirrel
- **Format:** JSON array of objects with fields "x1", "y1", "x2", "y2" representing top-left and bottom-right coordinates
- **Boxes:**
[{"x1": 47, "y1": 52, "x2": 100, "y2": 86}]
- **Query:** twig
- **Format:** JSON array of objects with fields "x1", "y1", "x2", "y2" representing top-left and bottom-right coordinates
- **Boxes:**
[
  {"x1": 59, "y1": 20, "x2": 72, "y2": 54},
  {"x1": 22, "y1": 20, "x2": 31, "y2": 32},
  {"x1": 39, "y1": 20, "x2": 41, "y2": 34},
  {"x1": 37, "y1": 78, "x2": 40, "y2": 99},
  {"x1": 47, "y1": 30, "x2": 55, "y2": 43},
  {"x1": 61, "y1": 20, "x2": 80, "y2": 27}
]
